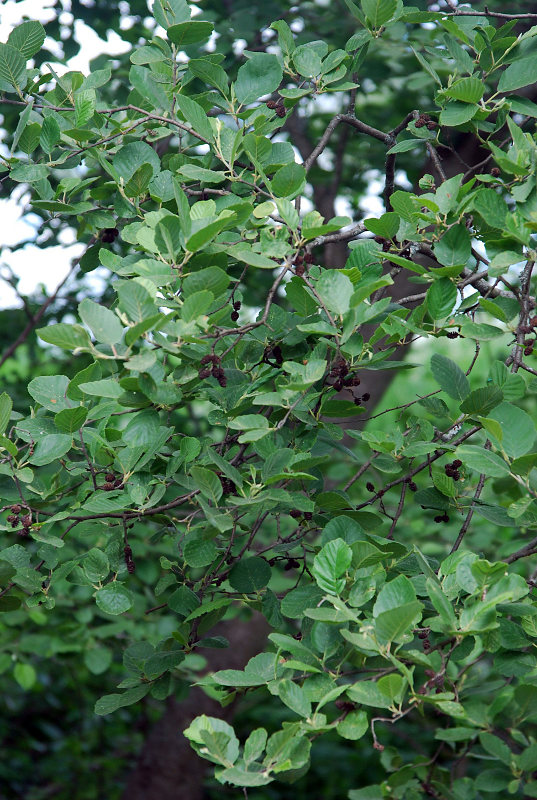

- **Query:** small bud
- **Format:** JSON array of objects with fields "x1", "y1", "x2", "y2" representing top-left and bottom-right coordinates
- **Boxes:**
[
  {"x1": 408, "y1": 481, "x2": 417, "y2": 492},
  {"x1": 366, "y1": 482, "x2": 375, "y2": 492}
]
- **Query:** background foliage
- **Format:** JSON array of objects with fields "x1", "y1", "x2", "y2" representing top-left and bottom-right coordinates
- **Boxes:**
[{"x1": 3, "y1": 0, "x2": 537, "y2": 798}]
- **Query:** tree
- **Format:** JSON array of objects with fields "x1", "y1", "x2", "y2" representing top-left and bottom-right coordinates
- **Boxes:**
[{"x1": 2, "y1": 1, "x2": 537, "y2": 798}]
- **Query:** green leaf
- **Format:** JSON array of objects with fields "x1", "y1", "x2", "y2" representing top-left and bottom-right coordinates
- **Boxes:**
[
  {"x1": 499, "y1": 55, "x2": 537, "y2": 93},
  {"x1": 95, "y1": 583, "x2": 133, "y2": 615},
  {"x1": 14, "y1": 662, "x2": 36, "y2": 690},
  {"x1": 75, "y1": 89, "x2": 95, "y2": 127},
  {"x1": 7, "y1": 21, "x2": 46, "y2": 58},
  {"x1": 183, "y1": 537, "x2": 217, "y2": 568},
  {"x1": 444, "y1": 77, "x2": 484, "y2": 103},
  {"x1": 489, "y1": 403, "x2": 536, "y2": 458},
  {"x1": 129, "y1": 64, "x2": 169, "y2": 109},
  {"x1": 154, "y1": 215, "x2": 183, "y2": 260},
  {"x1": 281, "y1": 585, "x2": 324, "y2": 618},
  {"x1": 235, "y1": 52, "x2": 283, "y2": 105},
  {"x1": 277, "y1": 680, "x2": 311, "y2": 718},
  {"x1": 337, "y1": 709, "x2": 368, "y2": 740},
  {"x1": 186, "y1": 214, "x2": 234, "y2": 252},
  {"x1": 361, "y1": 0, "x2": 397, "y2": 27},
  {"x1": 113, "y1": 141, "x2": 160, "y2": 183},
  {"x1": 125, "y1": 163, "x2": 153, "y2": 197},
  {"x1": 179, "y1": 165, "x2": 226, "y2": 184},
  {"x1": 427, "y1": 278, "x2": 457, "y2": 320},
  {"x1": 430, "y1": 354, "x2": 470, "y2": 401},
  {"x1": 188, "y1": 58, "x2": 228, "y2": 96},
  {"x1": 427, "y1": 578, "x2": 457, "y2": 629},
  {"x1": 313, "y1": 538, "x2": 352, "y2": 595},
  {"x1": 84, "y1": 646, "x2": 113, "y2": 675},
  {"x1": 375, "y1": 601, "x2": 423, "y2": 643},
  {"x1": 11, "y1": 100, "x2": 34, "y2": 154},
  {"x1": 472, "y1": 189, "x2": 508, "y2": 229},
  {"x1": 460, "y1": 386, "x2": 503, "y2": 417},
  {"x1": 78, "y1": 379, "x2": 122, "y2": 399},
  {"x1": 84, "y1": 548, "x2": 110, "y2": 583},
  {"x1": 54, "y1": 407, "x2": 88, "y2": 434},
  {"x1": 28, "y1": 375, "x2": 70, "y2": 411},
  {"x1": 317, "y1": 270, "x2": 354, "y2": 316},
  {"x1": 0, "y1": 393, "x2": 13, "y2": 437},
  {"x1": 94, "y1": 685, "x2": 149, "y2": 715},
  {"x1": 270, "y1": 163, "x2": 305, "y2": 199},
  {"x1": 190, "y1": 466, "x2": 222, "y2": 505},
  {"x1": 79, "y1": 299, "x2": 123, "y2": 345},
  {"x1": 0, "y1": 44, "x2": 26, "y2": 91},
  {"x1": 373, "y1": 575, "x2": 416, "y2": 615},
  {"x1": 434, "y1": 225, "x2": 471, "y2": 267},
  {"x1": 116, "y1": 282, "x2": 156, "y2": 325},
  {"x1": 29, "y1": 434, "x2": 72, "y2": 466},
  {"x1": 364, "y1": 213, "x2": 400, "y2": 238},
  {"x1": 292, "y1": 42, "x2": 326, "y2": 77},
  {"x1": 37, "y1": 323, "x2": 90, "y2": 351},
  {"x1": 229, "y1": 557, "x2": 271, "y2": 593},
  {"x1": 153, "y1": 0, "x2": 190, "y2": 28},
  {"x1": 174, "y1": 94, "x2": 213, "y2": 142},
  {"x1": 439, "y1": 102, "x2": 478, "y2": 126},
  {"x1": 459, "y1": 320, "x2": 503, "y2": 340},
  {"x1": 168, "y1": 21, "x2": 213, "y2": 47}
]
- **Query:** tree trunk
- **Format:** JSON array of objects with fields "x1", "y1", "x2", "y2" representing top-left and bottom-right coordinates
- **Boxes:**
[{"x1": 122, "y1": 613, "x2": 270, "y2": 800}]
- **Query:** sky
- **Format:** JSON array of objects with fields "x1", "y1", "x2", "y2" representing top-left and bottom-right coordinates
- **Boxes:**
[{"x1": 0, "y1": 0, "x2": 392, "y2": 309}]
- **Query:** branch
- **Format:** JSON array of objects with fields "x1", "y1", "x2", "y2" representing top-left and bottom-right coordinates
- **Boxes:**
[
  {"x1": 450, "y1": 442, "x2": 490, "y2": 554},
  {"x1": 0, "y1": 241, "x2": 93, "y2": 369}
]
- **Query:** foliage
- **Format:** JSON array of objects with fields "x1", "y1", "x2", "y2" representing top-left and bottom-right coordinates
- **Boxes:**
[{"x1": 2, "y1": 1, "x2": 537, "y2": 798}]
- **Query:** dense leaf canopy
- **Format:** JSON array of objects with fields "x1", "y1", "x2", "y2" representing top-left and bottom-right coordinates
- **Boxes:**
[{"x1": 3, "y1": 1, "x2": 537, "y2": 798}]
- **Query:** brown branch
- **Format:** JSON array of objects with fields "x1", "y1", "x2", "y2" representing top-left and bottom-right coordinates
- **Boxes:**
[{"x1": 450, "y1": 442, "x2": 490, "y2": 554}]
